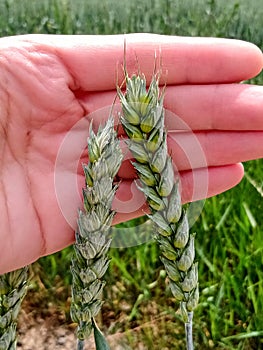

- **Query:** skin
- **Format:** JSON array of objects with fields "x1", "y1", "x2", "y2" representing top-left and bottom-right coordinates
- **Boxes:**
[{"x1": 0, "y1": 33, "x2": 263, "y2": 273}]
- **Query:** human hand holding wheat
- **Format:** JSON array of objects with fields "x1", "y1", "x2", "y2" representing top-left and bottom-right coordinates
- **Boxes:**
[{"x1": 0, "y1": 33, "x2": 263, "y2": 273}]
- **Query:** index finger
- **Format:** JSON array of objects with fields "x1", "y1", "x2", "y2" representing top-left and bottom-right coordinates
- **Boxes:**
[{"x1": 51, "y1": 33, "x2": 263, "y2": 90}]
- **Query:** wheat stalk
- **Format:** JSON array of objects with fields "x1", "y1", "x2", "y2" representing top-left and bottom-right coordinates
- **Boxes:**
[
  {"x1": 70, "y1": 117, "x2": 123, "y2": 350},
  {"x1": 119, "y1": 73, "x2": 199, "y2": 350},
  {"x1": 0, "y1": 266, "x2": 28, "y2": 350}
]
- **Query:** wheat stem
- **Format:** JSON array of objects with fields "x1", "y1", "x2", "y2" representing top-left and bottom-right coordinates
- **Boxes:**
[
  {"x1": 185, "y1": 311, "x2": 194, "y2": 350},
  {"x1": 77, "y1": 339, "x2": 85, "y2": 350}
]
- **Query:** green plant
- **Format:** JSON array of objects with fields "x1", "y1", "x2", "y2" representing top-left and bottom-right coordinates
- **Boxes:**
[
  {"x1": 70, "y1": 118, "x2": 123, "y2": 349},
  {"x1": 0, "y1": 267, "x2": 28, "y2": 350},
  {"x1": 118, "y1": 72, "x2": 199, "y2": 349}
]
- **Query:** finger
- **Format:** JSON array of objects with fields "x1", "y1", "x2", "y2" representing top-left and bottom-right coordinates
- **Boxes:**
[
  {"x1": 164, "y1": 84, "x2": 263, "y2": 131},
  {"x1": 70, "y1": 83, "x2": 263, "y2": 132},
  {"x1": 15, "y1": 33, "x2": 262, "y2": 90},
  {"x1": 56, "y1": 34, "x2": 262, "y2": 89},
  {"x1": 113, "y1": 163, "x2": 244, "y2": 224},
  {"x1": 114, "y1": 130, "x2": 263, "y2": 179},
  {"x1": 166, "y1": 130, "x2": 263, "y2": 171}
]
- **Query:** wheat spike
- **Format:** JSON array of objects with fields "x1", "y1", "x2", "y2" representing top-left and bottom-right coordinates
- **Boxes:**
[
  {"x1": 119, "y1": 72, "x2": 199, "y2": 349},
  {"x1": 70, "y1": 117, "x2": 123, "y2": 348},
  {"x1": 0, "y1": 267, "x2": 28, "y2": 350}
]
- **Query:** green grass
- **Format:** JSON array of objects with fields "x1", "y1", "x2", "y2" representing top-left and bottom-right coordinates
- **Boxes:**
[
  {"x1": 0, "y1": 0, "x2": 263, "y2": 348},
  {"x1": 195, "y1": 161, "x2": 263, "y2": 349}
]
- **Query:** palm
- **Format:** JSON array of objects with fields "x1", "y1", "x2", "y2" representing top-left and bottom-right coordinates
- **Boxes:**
[
  {"x1": 0, "y1": 43, "x2": 84, "y2": 273},
  {"x1": 0, "y1": 34, "x2": 262, "y2": 273}
]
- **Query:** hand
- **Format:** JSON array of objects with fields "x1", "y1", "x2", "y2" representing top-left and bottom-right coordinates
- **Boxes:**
[{"x1": 0, "y1": 34, "x2": 262, "y2": 273}]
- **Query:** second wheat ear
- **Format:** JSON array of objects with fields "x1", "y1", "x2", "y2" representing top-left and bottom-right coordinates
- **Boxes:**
[
  {"x1": 118, "y1": 73, "x2": 199, "y2": 350},
  {"x1": 70, "y1": 118, "x2": 123, "y2": 350}
]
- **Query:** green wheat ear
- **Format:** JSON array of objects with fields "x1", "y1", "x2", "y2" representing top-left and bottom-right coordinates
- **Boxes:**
[
  {"x1": 119, "y1": 72, "x2": 199, "y2": 350},
  {"x1": 70, "y1": 117, "x2": 123, "y2": 350},
  {"x1": 0, "y1": 266, "x2": 28, "y2": 350}
]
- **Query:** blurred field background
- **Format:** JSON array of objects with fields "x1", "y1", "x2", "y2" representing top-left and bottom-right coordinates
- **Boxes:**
[{"x1": 0, "y1": 0, "x2": 263, "y2": 349}]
